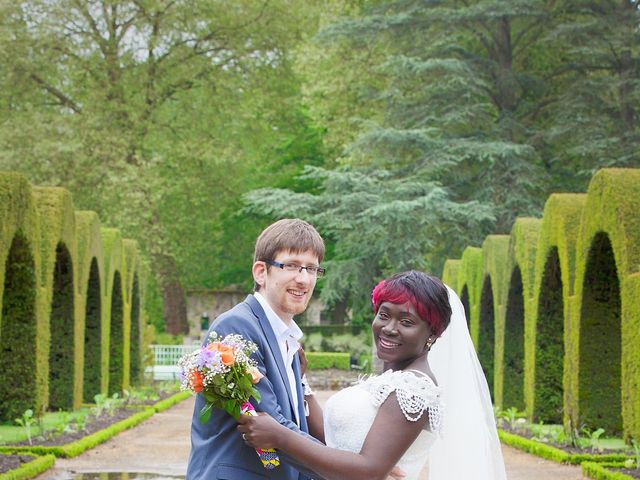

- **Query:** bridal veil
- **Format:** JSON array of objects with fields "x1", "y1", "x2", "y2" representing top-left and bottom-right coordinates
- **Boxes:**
[{"x1": 428, "y1": 286, "x2": 508, "y2": 479}]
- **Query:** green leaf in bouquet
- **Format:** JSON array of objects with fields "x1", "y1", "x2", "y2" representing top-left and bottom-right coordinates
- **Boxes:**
[
  {"x1": 223, "y1": 399, "x2": 241, "y2": 421},
  {"x1": 239, "y1": 374, "x2": 252, "y2": 390},
  {"x1": 252, "y1": 387, "x2": 261, "y2": 402},
  {"x1": 199, "y1": 403, "x2": 213, "y2": 424}
]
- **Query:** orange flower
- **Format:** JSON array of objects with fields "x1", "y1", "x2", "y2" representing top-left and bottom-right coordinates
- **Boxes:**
[
  {"x1": 190, "y1": 370, "x2": 203, "y2": 393},
  {"x1": 207, "y1": 342, "x2": 236, "y2": 366},
  {"x1": 249, "y1": 367, "x2": 264, "y2": 384}
]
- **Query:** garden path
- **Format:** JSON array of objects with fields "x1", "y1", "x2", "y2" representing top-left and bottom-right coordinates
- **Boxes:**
[{"x1": 35, "y1": 394, "x2": 588, "y2": 480}]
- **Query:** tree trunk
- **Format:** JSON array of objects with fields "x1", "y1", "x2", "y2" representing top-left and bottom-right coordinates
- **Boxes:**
[{"x1": 155, "y1": 253, "x2": 189, "y2": 335}]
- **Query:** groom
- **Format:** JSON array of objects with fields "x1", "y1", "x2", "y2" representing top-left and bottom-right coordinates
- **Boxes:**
[{"x1": 186, "y1": 218, "x2": 325, "y2": 480}]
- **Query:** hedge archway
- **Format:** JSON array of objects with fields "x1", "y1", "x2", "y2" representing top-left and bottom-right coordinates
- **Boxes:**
[
  {"x1": 529, "y1": 193, "x2": 585, "y2": 423},
  {"x1": 0, "y1": 233, "x2": 37, "y2": 420},
  {"x1": 458, "y1": 247, "x2": 483, "y2": 345},
  {"x1": 535, "y1": 247, "x2": 564, "y2": 423},
  {"x1": 479, "y1": 276, "x2": 495, "y2": 399},
  {"x1": 48, "y1": 243, "x2": 75, "y2": 410},
  {"x1": 579, "y1": 232, "x2": 622, "y2": 434},
  {"x1": 504, "y1": 266, "x2": 525, "y2": 410},
  {"x1": 129, "y1": 274, "x2": 141, "y2": 385},
  {"x1": 83, "y1": 257, "x2": 102, "y2": 403},
  {"x1": 109, "y1": 271, "x2": 124, "y2": 395}
]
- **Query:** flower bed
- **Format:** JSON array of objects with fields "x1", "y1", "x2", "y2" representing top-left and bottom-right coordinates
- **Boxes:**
[{"x1": 0, "y1": 388, "x2": 188, "y2": 478}]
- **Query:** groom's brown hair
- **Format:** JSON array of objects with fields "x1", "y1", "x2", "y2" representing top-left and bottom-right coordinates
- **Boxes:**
[{"x1": 252, "y1": 218, "x2": 325, "y2": 292}]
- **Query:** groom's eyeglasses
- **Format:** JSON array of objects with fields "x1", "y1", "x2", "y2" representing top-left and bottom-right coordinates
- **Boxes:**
[{"x1": 266, "y1": 260, "x2": 326, "y2": 278}]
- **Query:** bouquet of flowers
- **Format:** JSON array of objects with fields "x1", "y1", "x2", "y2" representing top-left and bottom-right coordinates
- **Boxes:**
[{"x1": 178, "y1": 331, "x2": 280, "y2": 469}]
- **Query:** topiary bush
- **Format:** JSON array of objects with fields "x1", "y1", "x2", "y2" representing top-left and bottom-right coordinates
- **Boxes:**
[
  {"x1": 0, "y1": 234, "x2": 37, "y2": 421},
  {"x1": 109, "y1": 272, "x2": 124, "y2": 396},
  {"x1": 48, "y1": 244, "x2": 75, "y2": 411}
]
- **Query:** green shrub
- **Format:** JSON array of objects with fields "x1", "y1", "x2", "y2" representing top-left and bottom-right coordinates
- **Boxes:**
[
  {"x1": 0, "y1": 454, "x2": 55, "y2": 480},
  {"x1": 581, "y1": 462, "x2": 636, "y2": 480},
  {"x1": 306, "y1": 352, "x2": 350, "y2": 370}
]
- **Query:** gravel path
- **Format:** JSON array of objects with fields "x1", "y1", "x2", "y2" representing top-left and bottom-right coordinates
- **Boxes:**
[{"x1": 36, "y1": 394, "x2": 588, "y2": 480}]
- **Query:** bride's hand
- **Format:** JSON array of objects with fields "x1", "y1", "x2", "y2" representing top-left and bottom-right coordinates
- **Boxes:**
[
  {"x1": 387, "y1": 466, "x2": 407, "y2": 479},
  {"x1": 237, "y1": 412, "x2": 284, "y2": 449},
  {"x1": 298, "y1": 346, "x2": 308, "y2": 377}
]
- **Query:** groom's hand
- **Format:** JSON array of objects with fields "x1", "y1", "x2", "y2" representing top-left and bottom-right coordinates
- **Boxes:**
[
  {"x1": 387, "y1": 466, "x2": 407, "y2": 479},
  {"x1": 298, "y1": 346, "x2": 308, "y2": 377}
]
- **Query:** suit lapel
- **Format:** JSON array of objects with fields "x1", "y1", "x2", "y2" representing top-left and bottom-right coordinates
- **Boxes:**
[
  {"x1": 292, "y1": 353, "x2": 309, "y2": 432},
  {"x1": 245, "y1": 295, "x2": 297, "y2": 419}
]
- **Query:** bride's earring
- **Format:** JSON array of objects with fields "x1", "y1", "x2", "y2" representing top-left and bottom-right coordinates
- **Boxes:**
[{"x1": 425, "y1": 336, "x2": 436, "y2": 351}]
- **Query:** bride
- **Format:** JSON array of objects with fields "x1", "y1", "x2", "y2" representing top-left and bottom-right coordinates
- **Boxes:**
[{"x1": 238, "y1": 271, "x2": 507, "y2": 480}]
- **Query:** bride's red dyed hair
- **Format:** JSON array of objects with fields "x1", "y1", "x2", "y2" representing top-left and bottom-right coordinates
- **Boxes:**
[{"x1": 371, "y1": 271, "x2": 451, "y2": 337}]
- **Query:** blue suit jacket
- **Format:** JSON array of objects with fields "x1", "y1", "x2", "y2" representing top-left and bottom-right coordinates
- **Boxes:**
[{"x1": 186, "y1": 295, "x2": 320, "y2": 480}]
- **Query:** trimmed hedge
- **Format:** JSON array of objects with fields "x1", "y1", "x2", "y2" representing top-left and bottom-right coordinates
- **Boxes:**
[
  {"x1": 0, "y1": 408, "x2": 154, "y2": 458},
  {"x1": 0, "y1": 172, "x2": 146, "y2": 422},
  {"x1": 502, "y1": 218, "x2": 541, "y2": 411},
  {"x1": 498, "y1": 429, "x2": 570, "y2": 463},
  {"x1": 442, "y1": 168, "x2": 640, "y2": 442},
  {"x1": 154, "y1": 391, "x2": 192, "y2": 413},
  {"x1": 498, "y1": 430, "x2": 631, "y2": 466},
  {"x1": 457, "y1": 247, "x2": 483, "y2": 345},
  {"x1": 582, "y1": 462, "x2": 638, "y2": 480},
  {"x1": 572, "y1": 169, "x2": 640, "y2": 440},
  {"x1": 530, "y1": 193, "x2": 585, "y2": 424},
  {"x1": 0, "y1": 454, "x2": 55, "y2": 480},
  {"x1": 442, "y1": 259, "x2": 461, "y2": 291},
  {"x1": 481, "y1": 235, "x2": 510, "y2": 402},
  {"x1": 306, "y1": 352, "x2": 351, "y2": 370}
]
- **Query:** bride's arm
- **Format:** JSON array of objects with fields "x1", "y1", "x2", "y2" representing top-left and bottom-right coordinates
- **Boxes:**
[
  {"x1": 305, "y1": 394, "x2": 325, "y2": 443},
  {"x1": 238, "y1": 392, "x2": 427, "y2": 480}
]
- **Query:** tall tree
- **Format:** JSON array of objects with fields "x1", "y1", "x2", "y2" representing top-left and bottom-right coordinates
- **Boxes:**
[
  {"x1": 543, "y1": 0, "x2": 640, "y2": 189},
  {"x1": 0, "y1": 0, "x2": 320, "y2": 333}
]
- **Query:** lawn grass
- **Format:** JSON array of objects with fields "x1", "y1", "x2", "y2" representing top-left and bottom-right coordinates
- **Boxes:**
[{"x1": 0, "y1": 409, "x2": 91, "y2": 445}]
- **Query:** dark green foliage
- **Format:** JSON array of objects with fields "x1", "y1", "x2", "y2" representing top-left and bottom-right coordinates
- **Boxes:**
[
  {"x1": 536, "y1": 248, "x2": 564, "y2": 423},
  {"x1": 579, "y1": 233, "x2": 622, "y2": 434},
  {"x1": 300, "y1": 325, "x2": 369, "y2": 337},
  {"x1": 479, "y1": 277, "x2": 495, "y2": 399},
  {"x1": 129, "y1": 275, "x2": 140, "y2": 386},
  {"x1": 83, "y1": 259, "x2": 101, "y2": 403},
  {"x1": 108, "y1": 273, "x2": 124, "y2": 396},
  {"x1": 48, "y1": 243, "x2": 74, "y2": 411},
  {"x1": 0, "y1": 233, "x2": 37, "y2": 421},
  {"x1": 545, "y1": 1, "x2": 640, "y2": 184},
  {"x1": 460, "y1": 286, "x2": 470, "y2": 328},
  {"x1": 245, "y1": 166, "x2": 494, "y2": 322},
  {"x1": 504, "y1": 267, "x2": 525, "y2": 411}
]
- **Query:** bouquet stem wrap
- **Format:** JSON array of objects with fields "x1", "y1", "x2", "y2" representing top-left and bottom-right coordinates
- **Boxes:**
[{"x1": 241, "y1": 402, "x2": 280, "y2": 469}]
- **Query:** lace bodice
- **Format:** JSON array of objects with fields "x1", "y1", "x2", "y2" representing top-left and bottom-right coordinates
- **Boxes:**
[{"x1": 323, "y1": 370, "x2": 442, "y2": 480}]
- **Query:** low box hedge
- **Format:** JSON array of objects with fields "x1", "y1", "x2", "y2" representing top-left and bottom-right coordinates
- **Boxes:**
[
  {"x1": 582, "y1": 461, "x2": 638, "y2": 480},
  {"x1": 0, "y1": 454, "x2": 55, "y2": 480},
  {"x1": 0, "y1": 409, "x2": 155, "y2": 458},
  {"x1": 154, "y1": 391, "x2": 191, "y2": 413},
  {"x1": 498, "y1": 430, "x2": 632, "y2": 465},
  {"x1": 0, "y1": 390, "x2": 191, "y2": 460}
]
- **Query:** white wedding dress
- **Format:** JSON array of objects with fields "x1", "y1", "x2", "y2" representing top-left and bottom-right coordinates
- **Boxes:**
[
  {"x1": 321, "y1": 286, "x2": 507, "y2": 480},
  {"x1": 323, "y1": 369, "x2": 442, "y2": 480}
]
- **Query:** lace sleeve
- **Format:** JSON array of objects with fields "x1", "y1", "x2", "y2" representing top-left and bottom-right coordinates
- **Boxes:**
[{"x1": 364, "y1": 370, "x2": 443, "y2": 431}]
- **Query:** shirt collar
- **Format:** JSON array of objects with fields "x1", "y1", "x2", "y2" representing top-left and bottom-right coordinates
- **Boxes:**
[{"x1": 253, "y1": 292, "x2": 303, "y2": 342}]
